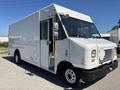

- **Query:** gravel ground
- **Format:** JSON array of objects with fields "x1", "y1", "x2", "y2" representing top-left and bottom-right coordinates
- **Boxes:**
[{"x1": 0, "y1": 56, "x2": 120, "y2": 90}]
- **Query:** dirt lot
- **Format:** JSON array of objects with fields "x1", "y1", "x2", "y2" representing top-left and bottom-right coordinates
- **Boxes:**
[
  {"x1": 0, "y1": 43, "x2": 8, "y2": 55},
  {"x1": 0, "y1": 55, "x2": 120, "y2": 90}
]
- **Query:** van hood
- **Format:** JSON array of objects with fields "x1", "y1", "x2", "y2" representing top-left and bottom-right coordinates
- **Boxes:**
[
  {"x1": 69, "y1": 37, "x2": 117, "y2": 48},
  {"x1": 69, "y1": 37, "x2": 117, "y2": 69}
]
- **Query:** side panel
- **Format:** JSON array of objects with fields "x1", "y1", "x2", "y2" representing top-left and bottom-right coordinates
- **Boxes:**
[
  {"x1": 9, "y1": 12, "x2": 40, "y2": 67},
  {"x1": 41, "y1": 41, "x2": 49, "y2": 68},
  {"x1": 55, "y1": 39, "x2": 69, "y2": 73},
  {"x1": 69, "y1": 38, "x2": 85, "y2": 68}
]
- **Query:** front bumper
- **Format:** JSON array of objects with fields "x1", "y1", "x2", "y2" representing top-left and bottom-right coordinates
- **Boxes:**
[{"x1": 80, "y1": 60, "x2": 118, "y2": 82}]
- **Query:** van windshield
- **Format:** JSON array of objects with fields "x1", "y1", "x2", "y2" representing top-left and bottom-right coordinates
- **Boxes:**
[{"x1": 60, "y1": 15, "x2": 101, "y2": 38}]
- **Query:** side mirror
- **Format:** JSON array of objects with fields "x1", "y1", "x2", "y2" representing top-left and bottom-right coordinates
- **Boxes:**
[
  {"x1": 53, "y1": 22, "x2": 59, "y2": 32},
  {"x1": 53, "y1": 31, "x2": 58, "y2": 39},
  {"x1": 53, "y1": 22, "x2": 59, "y2": 39}
]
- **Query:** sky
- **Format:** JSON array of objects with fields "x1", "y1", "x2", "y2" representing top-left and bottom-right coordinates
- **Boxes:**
[{"x1": 0, "y1": 0, "x2": 120, "y2": 35}]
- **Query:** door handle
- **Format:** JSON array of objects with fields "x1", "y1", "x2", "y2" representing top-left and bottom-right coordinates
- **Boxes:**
[{"x1": 46, "y1": 40, "x2": 51, "y2": 45}]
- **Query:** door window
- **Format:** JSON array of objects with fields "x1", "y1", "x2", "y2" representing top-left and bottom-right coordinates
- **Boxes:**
[{"x1": 40, "y1": 21, "x2": 48, "y2": 40}]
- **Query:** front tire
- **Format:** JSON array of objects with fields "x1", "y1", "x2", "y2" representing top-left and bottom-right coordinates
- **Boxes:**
[
  {"x1": 64, "y1": 67, "x2": 80, "y2": 87},
  {"x1": 14, "y1": 52, "x2": 21, "y2": 64}
]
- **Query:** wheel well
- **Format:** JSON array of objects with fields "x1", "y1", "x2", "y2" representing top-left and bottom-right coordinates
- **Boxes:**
[
  {"x1": 57, "y1": 61, "x2": 73, "y2": 75},
  {"x1": 14, "y1": 49, "x2": 20, "y2": 56}
]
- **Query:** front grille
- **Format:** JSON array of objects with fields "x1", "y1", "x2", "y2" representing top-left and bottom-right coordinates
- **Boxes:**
[
  {"x1": 103, "y1": 49, "x2": 112, "y2": 61},
  {"x1": 100, "y1": 49, "x2": 112, "y2": 64}
]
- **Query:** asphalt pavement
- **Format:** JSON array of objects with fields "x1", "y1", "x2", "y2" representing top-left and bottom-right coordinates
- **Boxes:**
[{"x1": 0, "y1": 55, "x2": 120, "y2": 90}]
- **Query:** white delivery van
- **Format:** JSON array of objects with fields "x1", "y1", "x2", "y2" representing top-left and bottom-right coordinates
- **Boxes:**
[
  {"x1": 109, "y1": 25, "x2": 120, "y2": 50},
  {"x1": 9, "y1": 4, "x2": 118, "y2": 87}
]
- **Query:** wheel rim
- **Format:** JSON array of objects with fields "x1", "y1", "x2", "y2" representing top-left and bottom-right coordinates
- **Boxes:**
[
  {"x1": 15, "y1": 55, "x2": 19, "y2": 63},
  {"x1": 65, "y1": 69, "x2": 76, "y2": 84}
]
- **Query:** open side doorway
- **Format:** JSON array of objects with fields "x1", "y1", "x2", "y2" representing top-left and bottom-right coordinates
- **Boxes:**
[
  {"x1": 49, "y1": 18, "x2": 56, "y2": 71},
  {"x1": 40, "y1": 18, "x2": 55, "y2": 72}
]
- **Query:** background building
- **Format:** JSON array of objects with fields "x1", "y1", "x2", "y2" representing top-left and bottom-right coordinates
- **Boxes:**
[{"x1": 0, "y1": 35, "x2": 8, "y2": 43}]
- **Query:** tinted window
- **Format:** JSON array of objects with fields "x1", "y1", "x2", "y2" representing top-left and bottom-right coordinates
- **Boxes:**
[
  {"x1": 58, "y1": 21, "x2": 67, "y2": 40},
  {"x1": 40, "y1": 21, "x2": 48, "y2": 40}
]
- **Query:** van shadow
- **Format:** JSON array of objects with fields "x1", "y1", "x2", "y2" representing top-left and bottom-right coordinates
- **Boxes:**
[{"x1": 2, "y1": 56, "x2": 103, "y2": 90}]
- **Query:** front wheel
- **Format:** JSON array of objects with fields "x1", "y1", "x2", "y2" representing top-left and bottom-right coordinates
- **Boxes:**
[{"x1": 64, "y1": 67, "x2": 81, "y2": 87}]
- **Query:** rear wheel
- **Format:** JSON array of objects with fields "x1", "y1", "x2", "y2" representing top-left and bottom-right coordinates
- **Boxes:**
[
  {"x1": 64, "y1": 67, "x2": 81, "y2": 87},
  {"x1": 14, "y1": 52, "x2": 21, "y2": 64}
]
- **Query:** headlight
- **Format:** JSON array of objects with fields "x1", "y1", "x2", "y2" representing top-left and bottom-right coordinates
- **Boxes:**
[
  {"x1": 114, "y1": 47, "x2": 117, "y2": 55},
  {"x1": 91, "y1": 50, "x2": 96, "y2": 58}
]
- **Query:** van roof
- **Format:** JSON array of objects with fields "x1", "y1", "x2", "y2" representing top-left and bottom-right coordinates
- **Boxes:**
[
  {"x1": 10, "y1": 3, "x2": 93, "y2": 25},
  {"x1": 43, "y1": 4, "x2": 93, "y2": 23}
]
